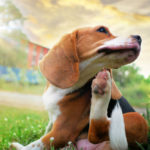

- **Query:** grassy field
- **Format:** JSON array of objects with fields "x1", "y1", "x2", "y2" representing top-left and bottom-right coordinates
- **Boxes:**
[
  {"x1": 0, "y1": 80, "x2": 45, "y2": 95},
  {"x1": 0, "y1": 105, "x2": 150, "y2": 150},
  {"x1": 0, "y1": 80, "x2": 149, "y2": 108},
  {"x1": 0, "y1": 105, "x2": 48, "y2": 150}
]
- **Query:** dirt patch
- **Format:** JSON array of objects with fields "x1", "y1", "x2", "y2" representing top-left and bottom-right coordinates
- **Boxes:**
[
  {"x1": 0, "y1": 91, "x2": 146, "y2": 114},
  {"x1": 0, "y1": 91, "x2": 45, "y2": 111}
]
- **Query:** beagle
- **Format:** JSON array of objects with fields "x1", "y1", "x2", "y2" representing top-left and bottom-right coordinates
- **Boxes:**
[{"x1": 11, "y1": 25, "x2": 148, "y2": 150}]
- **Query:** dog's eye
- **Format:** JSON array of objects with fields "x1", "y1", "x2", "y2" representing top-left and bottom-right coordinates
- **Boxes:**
[{"x1": 97, "y1": 27, "x2": 108, "y2": 34}]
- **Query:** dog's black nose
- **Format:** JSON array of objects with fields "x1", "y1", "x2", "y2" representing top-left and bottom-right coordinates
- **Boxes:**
[{"x1": 132, "y1": 35, "x2": 142, "y2": 45}]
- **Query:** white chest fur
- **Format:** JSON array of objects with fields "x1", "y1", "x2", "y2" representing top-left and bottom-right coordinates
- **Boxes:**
[{"x1": 42, "y1": 85, "x2": 75, "y2": 123}]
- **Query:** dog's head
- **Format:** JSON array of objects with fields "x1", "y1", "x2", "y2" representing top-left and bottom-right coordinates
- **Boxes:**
[{"x1": 39, "y1": 25, "x2": 141, "y2": 88}]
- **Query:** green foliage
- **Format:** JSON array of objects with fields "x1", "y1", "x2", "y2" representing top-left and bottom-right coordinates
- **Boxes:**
[
  {"x1": 0, "y1": 38, "x2": 27, "y2": 68},
  {"x1": 113, "y1": 65, "x2": 150, "y2": 107},
  {"x1": 0, "y1": 0, "x2": 25, "y2": 26},
  {"x1": 0, "y1": 0, "x2": 28, "y2": 68}
]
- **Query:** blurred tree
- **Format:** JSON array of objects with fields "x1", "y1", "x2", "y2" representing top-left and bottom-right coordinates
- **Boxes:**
[
  {"x1": 0, "y1": 0, "x2": 24, "y2": 25},
  {"x1": 0, "y1": 0, "x2": 28, "y2": 67},
  {"x1": 0, "y1": 0, "x2": 27, "y2": 44},
  {"x1": 113, "y1": 64, "x2": 144, "y2": 87},
  {"x1": 113, "y1": 65, "x2": 150, "y2": 107}
]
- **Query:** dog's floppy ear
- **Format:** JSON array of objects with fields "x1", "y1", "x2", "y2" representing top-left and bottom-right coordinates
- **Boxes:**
[{"x1": 39, "y1": 31, "x2": 79, "y2": 89}]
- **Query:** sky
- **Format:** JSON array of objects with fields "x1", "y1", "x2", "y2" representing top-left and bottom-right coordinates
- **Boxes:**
[{"x1": 11, "y1": 0, "x2": 150, "y2": 77}]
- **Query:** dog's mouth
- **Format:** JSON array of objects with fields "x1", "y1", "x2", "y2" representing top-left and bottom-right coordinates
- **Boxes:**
[
  {"x1": 98, "y1": 43, "x2": 140, "y2": 55},
  {"x1": 97, "y1": 42, "x2": 141, "y2": 63}
]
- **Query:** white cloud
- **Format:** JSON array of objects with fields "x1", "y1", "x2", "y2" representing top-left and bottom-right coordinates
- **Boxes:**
[{"x1": 12, "y1": 0, "x2": 150, "y2": 77}]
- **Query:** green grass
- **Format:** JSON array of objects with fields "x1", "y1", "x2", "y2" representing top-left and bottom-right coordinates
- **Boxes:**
[
  {"x1": 0, "y1": 105, "x2": 149, "y2": 150},
  {"x1": 0, "y1": 105, "x2": 48, "y2": 150},
  {"x1": 0, "y1": 80, "x2": 45, "y2": 95}
]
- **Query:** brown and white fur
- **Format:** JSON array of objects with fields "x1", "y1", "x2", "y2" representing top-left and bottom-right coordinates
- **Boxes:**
[
  {"x1": 88, "y1": 70, "x2": 148, "y2": 150},
  {"x1": 89, "y1": 70, "x2": 127, "y2": 150},
  {"x1": 11, "y1": 25, "x2": 148, "y2": 150}
]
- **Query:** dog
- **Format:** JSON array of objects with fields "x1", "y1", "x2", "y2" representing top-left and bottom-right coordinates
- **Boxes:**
[{"x1": 11, "y1": 25, "x2": 148, "y2": 150}]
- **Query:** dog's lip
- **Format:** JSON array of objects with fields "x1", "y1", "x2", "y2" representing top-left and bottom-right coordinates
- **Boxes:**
[{"x1": 98, "y1": 42, "x2": 140, "y2": 54}]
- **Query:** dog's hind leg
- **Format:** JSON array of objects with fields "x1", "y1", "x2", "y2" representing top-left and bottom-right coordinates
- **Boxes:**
[
  {"x1": 88, "y1": 70, "x2": 148, "y2": 150},
  {"x1": 88, "y1": 70, "x2": 112, "y2": 144}
]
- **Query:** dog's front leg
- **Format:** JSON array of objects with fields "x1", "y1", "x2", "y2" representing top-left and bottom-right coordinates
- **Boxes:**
[
  {"x1": 44, "y1": 112, "x2": 53, "y2": 135},
  {"x1": 11, "y1": 139, "x2": 45, "y2": 150},
  {"x1": 41, "y1": 114, "x2": 89, "y2": 149},
  {"x1": 11, "y1": 125, "x2": 75, "y2": 150},
  {"x1": 44, "y1": 121, "x2": 53, "y2": 135}
]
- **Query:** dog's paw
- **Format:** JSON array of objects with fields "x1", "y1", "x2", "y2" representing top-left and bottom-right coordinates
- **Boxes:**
[
  {"x1": 10, "y1": 142, "x2": 24, "y2": 150},
  {"x1": 92, "y1": 70, "x2": 111, "y2": 96},
  {"x1": 11, "y1": 139, "x2": 44, "y2": 150}
]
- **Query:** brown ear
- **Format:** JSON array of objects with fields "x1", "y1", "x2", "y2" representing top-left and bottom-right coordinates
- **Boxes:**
[{"x1": 39, "y1": 31, "x2": 79, "y2": 88}]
